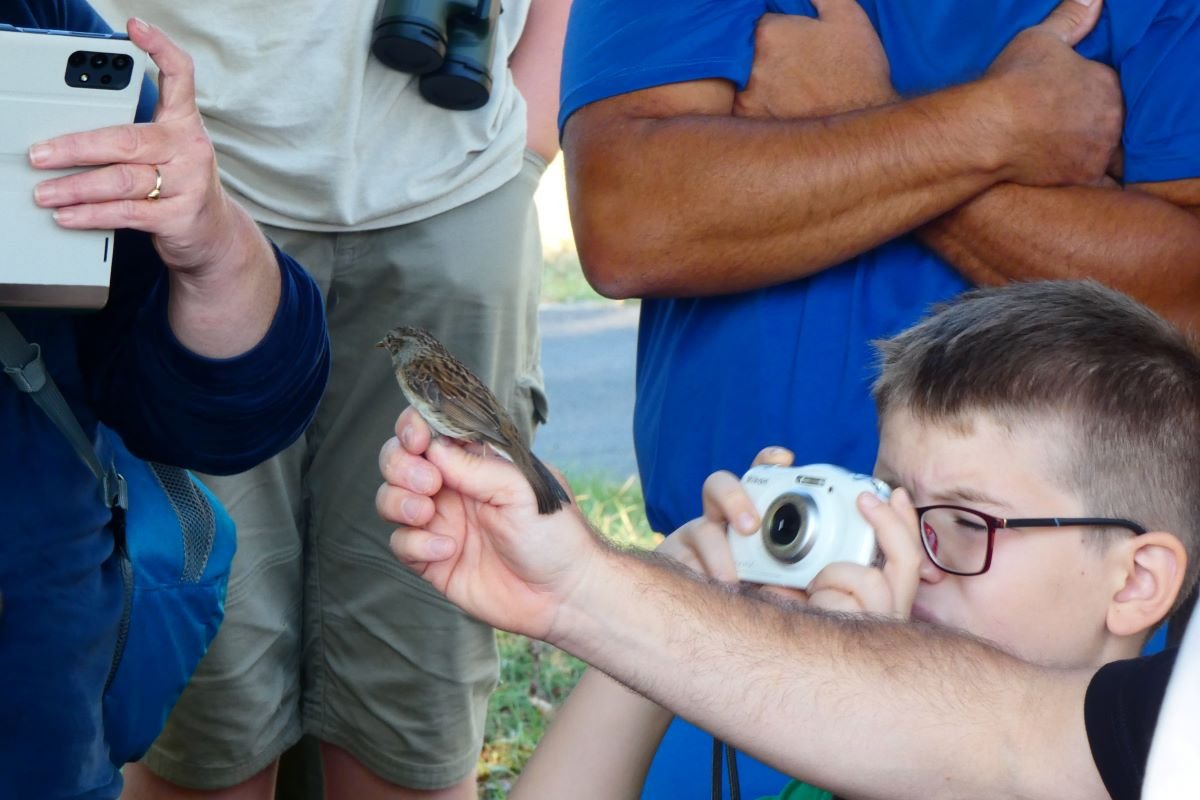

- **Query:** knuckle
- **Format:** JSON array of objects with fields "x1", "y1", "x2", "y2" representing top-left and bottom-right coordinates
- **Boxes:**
[
  {"x1": 113, "y1": 125, "x2": 142, "y2": 159},
  {"x1": 115, "y1": 164, "x2": 140, "y2": 196},
  {"x1": 120, "y1": 198, "x2": 147, "y2": 224}
]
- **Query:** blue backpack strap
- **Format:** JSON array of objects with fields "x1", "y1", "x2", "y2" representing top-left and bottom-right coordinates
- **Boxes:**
[{"x1": 0, "y1": 312, "x2": 127, "y2": 512}]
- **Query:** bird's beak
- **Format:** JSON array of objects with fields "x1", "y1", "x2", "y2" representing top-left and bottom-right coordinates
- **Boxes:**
[{"x1": 375, "y1": 340, "x2": 386, "y2": 349}]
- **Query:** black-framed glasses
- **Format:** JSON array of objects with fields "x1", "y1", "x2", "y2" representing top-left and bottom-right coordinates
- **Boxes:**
[{"x1": 914, "y1": 505, "x2": 1148, "y2": 576}]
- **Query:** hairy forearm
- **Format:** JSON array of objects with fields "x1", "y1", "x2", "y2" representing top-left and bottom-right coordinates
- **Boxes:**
[
  {"x1": 552, "y1": 548, "x2": 1106, "y2": 800},
  {"x1": 512, "y1": 667, "x2": 672, "y2": 799},
  {"x1": 920, "y1": 183, "x2": 1200, "y2": 331},
  {"x1": 510, "y1": 0, "x2": 570, "y2": 164},
  {"x1": 567, "y1": 83, "x2": 1009, "y2": 299},
  {"x1": 165, "y1": 201, "x2": 280, "y2": 358}
]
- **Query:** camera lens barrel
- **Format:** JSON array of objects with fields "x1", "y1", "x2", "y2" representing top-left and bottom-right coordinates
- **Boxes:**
[{"x1": 762, "y1": 493, "x2": 819, "y2": 564}]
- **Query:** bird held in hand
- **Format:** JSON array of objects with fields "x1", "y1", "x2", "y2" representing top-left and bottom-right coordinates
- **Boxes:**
[{"x1": 378, "y1": 326, "x2": 570, "y2": 515}]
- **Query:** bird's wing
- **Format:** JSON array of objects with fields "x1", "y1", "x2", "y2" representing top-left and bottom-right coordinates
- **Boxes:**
[{"x1": 412, "y1": 356, "x2": 510, "y2": 448}]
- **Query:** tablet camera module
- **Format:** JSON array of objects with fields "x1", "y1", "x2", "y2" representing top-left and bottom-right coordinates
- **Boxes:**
[{"x1": 65, "y1": 50, "x2": 134, "y2": 90}]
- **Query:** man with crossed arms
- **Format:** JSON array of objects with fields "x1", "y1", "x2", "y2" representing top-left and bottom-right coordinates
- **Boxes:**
[{"x1": 558, "y1": 0, "x2": 1200, "y2": 792}]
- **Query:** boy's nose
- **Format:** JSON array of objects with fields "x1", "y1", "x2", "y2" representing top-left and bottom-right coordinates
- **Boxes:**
[{"x1": 918, "y1": 549, "x2": 945, "y2": 583}]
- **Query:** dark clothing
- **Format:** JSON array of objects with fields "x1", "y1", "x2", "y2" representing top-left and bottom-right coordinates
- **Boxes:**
[
  {"x1": 0, "y1": 3, "x2": 331, "y2": 797},
  {"x1": 1085, "y1": 648, "x2": 1179, "y2": 800}
]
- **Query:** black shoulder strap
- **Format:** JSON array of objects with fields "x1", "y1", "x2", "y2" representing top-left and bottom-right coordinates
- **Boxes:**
[{"x1": 0, "y1": 312, "x2": 127, "y2": 511}]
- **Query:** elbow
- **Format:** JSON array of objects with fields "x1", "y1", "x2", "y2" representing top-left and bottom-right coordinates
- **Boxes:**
[
  {"x1": 568, "y1": 172, "x2": 672, "y2": 300},
  {"x1": 574, "y1": 222, "x2": 649, "y2": 300},
  {"x1": 565, "y1": 122, "x2": 681, "y2": 299}
]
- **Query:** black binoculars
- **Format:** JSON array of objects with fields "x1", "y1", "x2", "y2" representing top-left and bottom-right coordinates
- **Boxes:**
[{"x1": 372, "y1": 0, "x2": 500, "y2": 111}]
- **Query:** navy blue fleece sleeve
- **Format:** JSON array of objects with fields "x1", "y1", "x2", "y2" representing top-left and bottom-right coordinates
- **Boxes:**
[{"x1": 79, "y1": 234, "x2": 330, "y2": 474}]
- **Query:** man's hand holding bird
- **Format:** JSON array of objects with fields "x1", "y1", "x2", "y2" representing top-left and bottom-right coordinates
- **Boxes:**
[{"x1": 378, "y1": 326, "x2": 570, "y2": 515}]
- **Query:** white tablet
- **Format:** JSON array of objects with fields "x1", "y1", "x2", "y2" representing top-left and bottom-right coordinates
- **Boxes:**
[{"x1": 0, "y1": 24, "x2": 146, "y2": 309}]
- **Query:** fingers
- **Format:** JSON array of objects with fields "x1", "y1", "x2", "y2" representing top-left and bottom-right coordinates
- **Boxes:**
[
  {"x1": 389, "y1": 527, "x2": 458, "y2": 565},
  {"x1": 29, "y1": 121, "x2": 174, "y2": 171},
  {"x1": 1035, "y1": 0, "x2": 1104, "y2": 46},
  {"x1": 424, "y1": 435, "x2": 534, "y2": 510},
  {"x1": 376, "y1": 478, "x2": 437, "y2": 527},
  {"x1": 671, "y1": 519, "x2": 741, "y2": 583},
  {"x1": 33, "y1": 163, "x2": 163, "y2": 208},
  {"x1": 810, "y1": 0, "x2": 870, "y2": 23},
  {"x1": 126, "y1": 17, "x2": 197, "y2": 121},
  {"x1": 378, "y1": 433, "x2": 442, "y2": 494},
  {"x1": 807, "y1": 563, "x2": 893, "y2": 613},
  {"x1": 802, "y1": 488, "x2": 922, "y2": 617},
  {"x1": 395, "y1": 407, "x2": 433, "y2": 454},
  {"x1": 858, "y1": 488, "x2": 923, "y2": 615},
  {"x1": 750, "y1": 446, "x2": 794, "y2": 468},
  {"x1": 701, "y1": 470, "x2": 759, "y2": 536}
]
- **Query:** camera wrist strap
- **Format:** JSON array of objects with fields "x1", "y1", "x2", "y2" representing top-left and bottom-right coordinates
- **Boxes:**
[
  {"x1": 0, "y1": 312, "x2": 127, "y2": 511},
  {"x1": 712, "y1": 737, "x2": 742, "y2": 800}
]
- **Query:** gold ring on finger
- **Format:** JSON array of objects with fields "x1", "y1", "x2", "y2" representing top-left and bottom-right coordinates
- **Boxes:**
[{"x1": 146, "y1": 165, "x2": 163, "y2": 201}]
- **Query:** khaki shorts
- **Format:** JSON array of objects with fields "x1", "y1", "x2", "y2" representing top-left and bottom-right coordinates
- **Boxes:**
[{"x1": 141, "y1": 151, "x2": 549, "y2": 791}]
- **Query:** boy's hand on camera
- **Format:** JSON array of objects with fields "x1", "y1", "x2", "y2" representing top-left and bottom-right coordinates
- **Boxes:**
[
  {"x1": 804, "y1": 488, "x2": 922, "y2": 617},
  {"x1": 378, "y1": 408, "x2": 596, "y2": 643},
  {"x1": 658, "y1": 446, "x2": 795, "y2": 584},
  {"x1": 658, "y1": 470, "x2": 747, "y2": 583}
]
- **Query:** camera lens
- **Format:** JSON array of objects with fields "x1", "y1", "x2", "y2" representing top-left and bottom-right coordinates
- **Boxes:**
[
  {"x1": 768, "y1": 503, "x2": 803, "y2": 547},
  {"x1": 112, "y1": 55, "x2": 131, "y2": 70},
  {"x1": 90, "y1": 53, "x2": 108, "y2": 69},
  {"x1": 69, "y1": 51, "x2": 86, "y2": 68},
  {"x1": 762, "y1": 493, "x2": 818, "y2": 564}
]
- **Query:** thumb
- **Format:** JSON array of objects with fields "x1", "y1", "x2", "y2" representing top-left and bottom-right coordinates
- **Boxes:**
[
  {"x1": 1034, "y1": 0, "x2": 1104, "y2": 46},
  {"x1": 425, "y1": 437, "x2": 532, "y2": 509},
  {"x1": 810, "y1": 0, "x2": 863, "y2": 23}
]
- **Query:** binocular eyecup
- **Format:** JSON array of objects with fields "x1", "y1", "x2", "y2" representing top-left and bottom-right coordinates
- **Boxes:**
[
  {"x1": 372, "y1": 18, "x2": 444, "y2": 74},
  {"x1": 371, "y1": 1, "x2": 498, "y2": 111}
]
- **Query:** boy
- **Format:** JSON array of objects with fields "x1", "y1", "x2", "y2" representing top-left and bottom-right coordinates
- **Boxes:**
[{"x1": 378, "y1": 280, "x2": 1199, "y2": 800}]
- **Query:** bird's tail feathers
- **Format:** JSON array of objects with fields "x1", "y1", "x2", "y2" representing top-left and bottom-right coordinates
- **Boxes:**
[{"x1": 528, "y1": 452, "x2": 571, "y2": 515}]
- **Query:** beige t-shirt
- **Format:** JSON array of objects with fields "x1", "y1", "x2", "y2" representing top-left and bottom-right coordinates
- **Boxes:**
[{"x1": 92, "y1": 1, "x2": 530, "y2": 231}]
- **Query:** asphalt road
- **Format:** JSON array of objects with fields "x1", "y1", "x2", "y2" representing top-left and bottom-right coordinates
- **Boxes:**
[{"x1": 534, "y1": 302, "x2": 640, "y2": 481}]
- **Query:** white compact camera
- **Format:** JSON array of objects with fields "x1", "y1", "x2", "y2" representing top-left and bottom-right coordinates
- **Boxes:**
[{"x1": 728, "y1": 464, "x2": 892, "y2": 589}]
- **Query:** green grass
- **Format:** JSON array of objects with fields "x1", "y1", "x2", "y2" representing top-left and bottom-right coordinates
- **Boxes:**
[
  {"x1": 477, "y1": 473, "x2": 659, "y2": 798},
  {"x1": 540, "y1": 247, "x2": 609, "y2": 305}
]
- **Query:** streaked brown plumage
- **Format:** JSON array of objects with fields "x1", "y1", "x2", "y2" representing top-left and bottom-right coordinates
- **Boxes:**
[{"x1": 377, "y1": 326, "x2": 570, "y2": 515}]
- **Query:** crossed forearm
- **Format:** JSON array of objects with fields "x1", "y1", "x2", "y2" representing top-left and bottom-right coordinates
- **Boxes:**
[
  {"x1": 920, "y1": 183, "x2": 1200, "y2": 331},
  {"x1": 569, "y1": 84, "x2": 1011, "y2": 299},
  {"x1": 550, "y1": 548, "x2": 1106, "y2": 800}
]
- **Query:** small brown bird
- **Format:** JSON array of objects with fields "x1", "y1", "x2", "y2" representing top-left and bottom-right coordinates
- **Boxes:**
[{"x1": 378, "y1": 326, "x2": 570, "y2": 515}]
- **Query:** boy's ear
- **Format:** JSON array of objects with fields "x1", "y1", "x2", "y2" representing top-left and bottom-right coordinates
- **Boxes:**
[{"x1": 1107, "y1": 531, "x2": 1187, "y2": 638}]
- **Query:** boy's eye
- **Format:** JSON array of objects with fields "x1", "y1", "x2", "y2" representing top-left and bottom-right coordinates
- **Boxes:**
[{"x1": 953, "y1": 515, "x2": 988, "y2": 533}]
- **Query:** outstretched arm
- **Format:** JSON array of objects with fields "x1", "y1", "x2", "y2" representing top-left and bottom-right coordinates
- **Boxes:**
[{"x1": 379, "y1": 410, "x2": 1108, "y2": 800}]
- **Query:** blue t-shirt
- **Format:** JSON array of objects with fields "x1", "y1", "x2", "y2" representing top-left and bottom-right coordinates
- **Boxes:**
[
  {"x1": 560, "y1": 1, "x2": 1200, "y2": 797},
  {"x1": 0, "y1": 3, "x2": 331, "y2": 797},
  {"x1": 562, "y1": 0, "x2": 1200, "y2": 538}
]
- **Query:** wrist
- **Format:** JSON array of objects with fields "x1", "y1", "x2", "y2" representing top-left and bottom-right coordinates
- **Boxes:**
[
  {"x1": 545, "y1": 536, "x2": 625, "y2": 653},
  {"x1": 936, "y1": 79, "x2": 1016, "y2": 182},
  {"x1": 166, "y1": 202, "x2": 281, "y2": 358}
]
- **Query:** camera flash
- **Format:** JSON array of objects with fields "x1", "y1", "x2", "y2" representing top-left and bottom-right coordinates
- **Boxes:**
[{"x1": 80, "y1": 73, "x2": 89, "y2": 82}]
